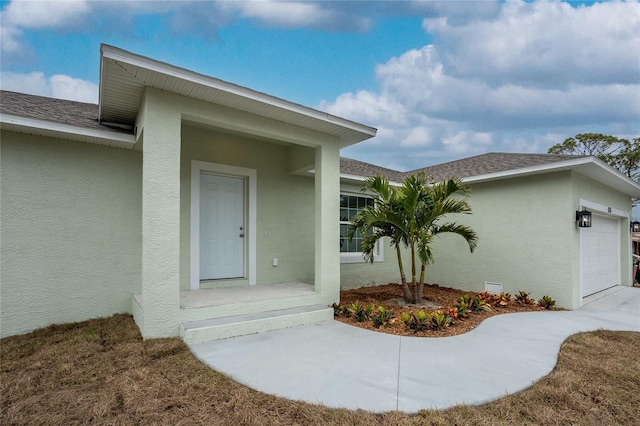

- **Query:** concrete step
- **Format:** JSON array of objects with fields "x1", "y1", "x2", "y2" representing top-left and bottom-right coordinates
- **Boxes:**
[{"x1": 180, "y1": 304, "x2": 333, "y2": 344}]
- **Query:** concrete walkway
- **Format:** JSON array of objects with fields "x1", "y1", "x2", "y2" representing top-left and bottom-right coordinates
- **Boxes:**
[{"x1": 189, "y1": 286, "x2": 640, "y2": 413}]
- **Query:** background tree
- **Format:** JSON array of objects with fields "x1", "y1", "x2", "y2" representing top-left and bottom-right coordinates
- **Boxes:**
[
  {"x1": 349, "y1": 173, "x2": 478, "y2": 304},
  {"x1": 548, "y1": 133, "x2": 640, "y2": 181}
]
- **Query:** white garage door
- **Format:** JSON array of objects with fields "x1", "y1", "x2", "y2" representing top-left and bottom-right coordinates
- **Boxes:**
[{"x1": 580, "y1": 214, "x2": 620, "y2": 297}]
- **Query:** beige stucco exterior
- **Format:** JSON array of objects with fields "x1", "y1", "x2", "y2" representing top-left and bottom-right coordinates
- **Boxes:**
[
  {"x1": 0, "y1": 132, "x2": 142, "y2": 338},
  {"x1": 2, "y1": 123, "x2": 637, "y2": 337},
  {"x1": 1, "y1": 69, "x2": 372, "y2": 339},
  {"x1": 409, "y1": 171, "x2": 633, "y2": 310}
]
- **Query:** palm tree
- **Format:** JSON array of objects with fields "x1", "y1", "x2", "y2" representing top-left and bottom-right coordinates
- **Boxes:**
[
  {"x1": 349, "y1": 172, "x2": 478, "y2": 304},
  {"x1": 349, "y1": 175, "x2": 413, "y2": 301}
]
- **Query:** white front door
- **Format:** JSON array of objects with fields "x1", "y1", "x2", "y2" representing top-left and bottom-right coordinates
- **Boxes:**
[{"x1": 199, "y1": 173, "x2": 245, "y2": 280}]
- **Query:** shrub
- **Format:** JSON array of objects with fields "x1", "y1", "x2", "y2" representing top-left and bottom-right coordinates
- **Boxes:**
[
  {"x1": 515, "y1": 290, "x2": 535, "y2": 305},
  {"x1": 447, "y1": 307, "x2": 459, "y2": 320},
  {"x1": 538, "y1": 295, "x2": 556, "y2": 309},
  {"x1": 476, "y1": 291, "x2": 493, "y2": 302},
  {"x1": 493, "y1": 292, "x2": 512, "y2": 307},
  {"x1": 430, "y1": 310, "x2": 452, "y2": 331},
  {"x1": 347, "y1": 302, "x2": 375, "y2": 322},
  {"x1": 371, "y1": 306, "x2": 393, "y2": 328},
  {"x1": 471, "y1": 296, "x2": 492, "y2": 313},
  {"x1": 453, "y1": 294, "x2": 472, "y2": 317},
  {"x1": 401, "y1": 311, "x2": 430, "y2": 332},
  {"x1": 401, "y1": 309, "x2": 453, "y2": 332}
]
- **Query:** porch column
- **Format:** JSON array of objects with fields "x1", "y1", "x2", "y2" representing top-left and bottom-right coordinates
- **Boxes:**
[
  {"x1": 140, "y1": 89, "x2": 182, "y2": 338},
  {"x1": 314, "y1": 141, "x2": 341, "y2": 303}
]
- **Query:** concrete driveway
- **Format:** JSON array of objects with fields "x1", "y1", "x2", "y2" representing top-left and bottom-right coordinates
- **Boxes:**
[{"x1": 189, "y1": 286, "x2": 640, "y2": 413}]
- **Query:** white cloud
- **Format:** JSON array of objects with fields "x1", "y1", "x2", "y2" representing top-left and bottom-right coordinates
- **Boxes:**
[
  {"x1": 424, "y1": 0, "x2": 640, "y2": 86},
  {"x1": 0, "y1": 71, "x2": 49, "y2": 94},
  {"x1": 48, "y1": 75, "x2": 99, "y2": 103},
  {"x1": 220, "y1": 0, "x2": 372, "y2": 31},
  {"x1": 320, "y1": 90, "x2": 408, "y2": 126},
  {"x1": 229, "y1": 1, "x2": 332, "y2": 27},
  {"x1": 2, "y1": 0, "x2": 90, "y2": 29},
  {"x1": 326, "y1": 1, "x2": 640, "y2": 170},
  {"x1": 401, "y1": 127, "x2": 433, "y2": 147},
  {"x1": 442, "y1": 131, "x2": 492, "y2": 155},
  {"x1": 0, "y1": 71, "x2": 98, "y2": 103},
  {"x1": 0, "y1": 0, "x2": 91, "y2": 61},
  {"x1": 0, "y1": 0, "x2": 377, "y2": 61},
  {"x1": 0, "y1": 23, "x2": 22, "y2": 54}
]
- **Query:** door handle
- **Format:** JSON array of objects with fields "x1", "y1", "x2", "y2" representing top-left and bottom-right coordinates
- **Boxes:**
[{"x1": 239, "y1": 233, "x2": 245, "y2": 238}]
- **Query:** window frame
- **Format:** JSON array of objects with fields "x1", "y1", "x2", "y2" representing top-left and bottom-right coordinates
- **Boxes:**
[{"x1": 339, "y1": 190, "x2": 384, "y2": 264}]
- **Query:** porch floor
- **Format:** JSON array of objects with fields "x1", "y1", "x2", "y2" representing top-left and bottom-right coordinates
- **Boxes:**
[{"x1": 180, "y1": 282, "x2": 315, "y2": 309}]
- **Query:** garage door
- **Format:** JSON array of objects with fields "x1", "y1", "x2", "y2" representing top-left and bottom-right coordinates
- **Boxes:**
[{"x1": 580, "y1": 214, "x2": 620, "y2": 297}]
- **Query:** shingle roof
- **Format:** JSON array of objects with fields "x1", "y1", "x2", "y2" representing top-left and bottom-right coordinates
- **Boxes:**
[
  {"x1": 407, "y1": 152, "x2": 588, "y2": 181},
  {"x1": 340, "y1": 157, "x2": 406, "y2": 182},
  {"x1": 0, "y1": 90, "x2": 132, "y2": 134}
]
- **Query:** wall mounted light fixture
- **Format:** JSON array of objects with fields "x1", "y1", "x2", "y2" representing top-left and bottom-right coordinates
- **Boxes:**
[{"x1": 576, "y1": 210, "x2": 592, "y2": 228}]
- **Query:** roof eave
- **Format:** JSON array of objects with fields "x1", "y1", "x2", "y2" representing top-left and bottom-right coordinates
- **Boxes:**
[
  {"x1": 0, "y1": 113, "x2": 137, "y2": 149},
  {"x1": 99, "y1": 44, "x2": 377, "y2": 146},
  {"x1": 462, "y1": 156, "x2": 640, "y2": 198}
]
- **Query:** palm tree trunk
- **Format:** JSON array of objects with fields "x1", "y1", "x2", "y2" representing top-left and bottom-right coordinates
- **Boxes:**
[
  {"x1": 396, "y1": 245, "x2": 412, "y2": 301},
  {"x1": 417, "y1": 262, "x2": 426, "y2": 302},
  {"x1": 409, "y1": 243, "x2": 417, "y2": 303}
]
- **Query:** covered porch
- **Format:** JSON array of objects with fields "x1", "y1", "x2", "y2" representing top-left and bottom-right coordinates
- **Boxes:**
[{"x1": 98, "y1": 45, "x2": 376, "y2": 340}]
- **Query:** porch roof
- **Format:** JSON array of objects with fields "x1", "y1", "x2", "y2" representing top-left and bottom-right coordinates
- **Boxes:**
[{"x1": 99, "y1": 44, "x2": 377, "y2": 148}]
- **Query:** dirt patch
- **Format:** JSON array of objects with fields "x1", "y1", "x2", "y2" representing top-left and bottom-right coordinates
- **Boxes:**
[
  {"x1": 336, "y1": 283, "x2": 556, "y2": 338},
  {"x1": 386, "y1": 297, "x2": 442, "y2": 310}
]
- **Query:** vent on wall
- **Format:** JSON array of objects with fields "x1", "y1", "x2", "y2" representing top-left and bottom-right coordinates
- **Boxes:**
[{"x1": 485, "y1": 282, "x2": 503, "y2": 294}]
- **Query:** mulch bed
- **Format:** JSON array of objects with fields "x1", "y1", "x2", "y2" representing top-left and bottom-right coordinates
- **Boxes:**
[{"x1": 336, "y1": 283, "x2": 558, "y2": 338}]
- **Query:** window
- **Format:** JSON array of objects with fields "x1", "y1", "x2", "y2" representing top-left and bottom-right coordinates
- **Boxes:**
[{"x1": 340, "y1": 193, "x2": 383, "y2": 263}]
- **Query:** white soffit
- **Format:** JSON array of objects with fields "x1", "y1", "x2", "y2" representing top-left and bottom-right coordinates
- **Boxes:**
[
  {"x1": 99, "y1": 44, "x2": 377, "y2": 147},
  {"x1": 464, "y1": 156, "x2": 640, "y2": 198}
]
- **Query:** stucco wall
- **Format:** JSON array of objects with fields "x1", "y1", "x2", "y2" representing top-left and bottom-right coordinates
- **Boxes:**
[
  {"x1": 0, "y1": 132, "x2": 142, "y2": 337},
  {"x1": 339, "y1": 170, "x2": 635, "y2": 310},
  {"x1": 340, "y1": 238, "x2": 415, "y2": 290},
  {"x1": 569, "y1": 170, "x2": 633, "y2": 308},
  {"x1": 179, "y1": 125, "x2": 316, "y2": 291},
  {"x1": 422, "y1": 172, "x2": 576, "y2": 308}
]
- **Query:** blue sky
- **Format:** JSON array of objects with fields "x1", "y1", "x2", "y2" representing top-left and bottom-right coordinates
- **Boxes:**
[{"x1": 1, "y1": 0, "x2": 638, "y2": 171}]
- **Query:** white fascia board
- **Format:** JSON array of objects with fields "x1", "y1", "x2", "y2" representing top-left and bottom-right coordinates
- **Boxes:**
[
  {"x1": 463, "y1": 156, "x2": 640, "y2": 197},
  {"x1": 98, "y1": 46, "x2": 108, "y2": 123},
  {"x1": 578, "y1": 199, "x2": 629, "y2": 218},
  {"x1": 0, "y1": 113, "x2": 136, "y2": 147},
  {"x1": 100, "y1": 44, "x2": 377, "y2": 138}
]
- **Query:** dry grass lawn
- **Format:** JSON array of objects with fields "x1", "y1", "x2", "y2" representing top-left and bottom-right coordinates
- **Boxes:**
[{"x1": 1, "y1": 314, "x2": 639, "y2": 425}]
